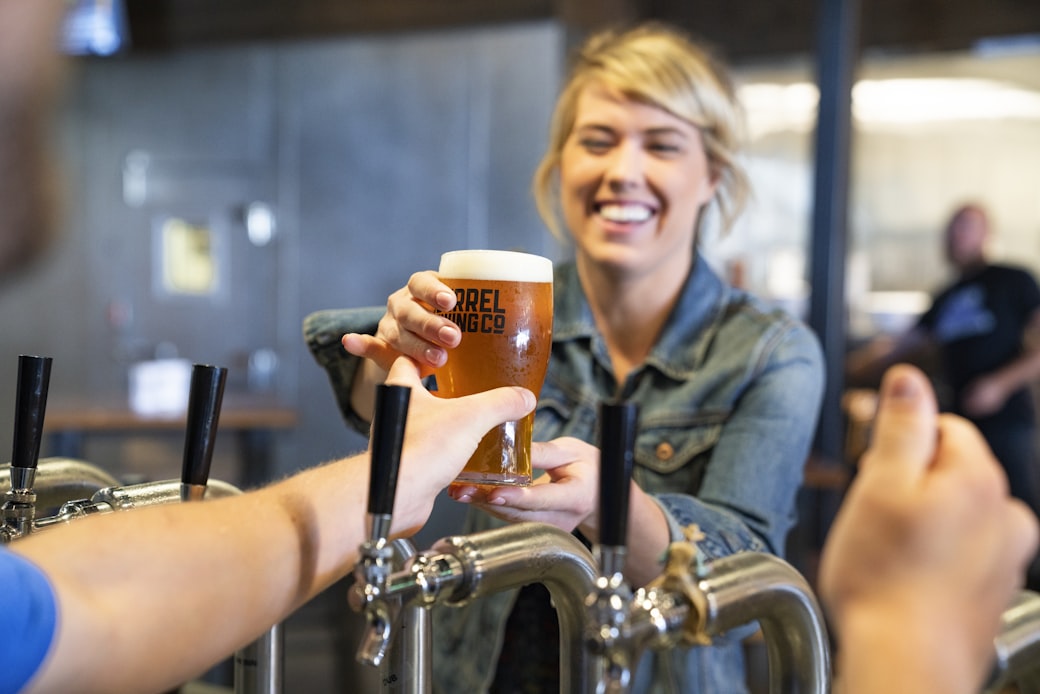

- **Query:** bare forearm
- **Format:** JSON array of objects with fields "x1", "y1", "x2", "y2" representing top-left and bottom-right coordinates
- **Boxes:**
[
  {"x1": 990, "y1": 347, "x2": 1040, "y2": 394},
  {"x1": 17, "y1": 456, "x2": 372, "y2": 694}
]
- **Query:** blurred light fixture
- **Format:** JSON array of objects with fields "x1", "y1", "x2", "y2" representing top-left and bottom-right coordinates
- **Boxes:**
[
  {"x1": 853, "y1": 78, "x2": 1040, "y2": 124},
  {"x1": 246, "y1": 202, "x2": 277, "y2": 247},
  {"x1": 737, "y1": 83, "x2": 819, "y2": 138},
  {"x1": 61, "y1": 0, "x2": 130, "y2": 56},
  {"x1": 738, "y1": 76, "x2": 1040, "y2": 137}
]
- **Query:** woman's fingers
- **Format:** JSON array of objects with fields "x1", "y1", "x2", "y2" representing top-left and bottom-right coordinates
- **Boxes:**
[
  {"x1": 407, "y1": 270, "x2": 458, "y2": 312},
  {"x1": 380, "y1": 273, "x2": 462, "y2": 367},
  {"x1": 531, "y1": 438, "x2": 599, "y2": 472}
]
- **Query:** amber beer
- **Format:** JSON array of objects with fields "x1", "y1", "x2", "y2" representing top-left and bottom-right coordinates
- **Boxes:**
[{"x1": 436, "y1": 249, "x2": 553, "y2": 486}]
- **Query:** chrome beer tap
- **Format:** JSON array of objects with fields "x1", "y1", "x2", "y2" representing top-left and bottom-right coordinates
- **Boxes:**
[
  {"x1": 0, "y1": 458, "x2": 121, "y2": 510},
  {"x1": 0, "y1": 356, "x2": 116, "y2": 507},
  {"x1": 350, "y1": 383, "x2": 413, "y2": 670},
  {"x1": 986, "y1": 590, "x2": 1040, "y2": 692},
  {"x1": 351, "y1": 385, "x2": 602, "y2": 694},
  {"x1": 1, "y1": 355, "x2": 52, "y2": 543},
  {"x1": 353, "y1": 523, "x2": 602, "y2": 694},
  {"x1": 585, "y1": 401, "x2": 639, "y2": 694},
  {"x1": 587, "y1": 401, "x2": 832, "y2": 694}
]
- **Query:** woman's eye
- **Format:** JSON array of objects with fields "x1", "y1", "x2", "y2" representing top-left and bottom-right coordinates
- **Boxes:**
[
  {"x1": 648, "y1": 142, "x2": 682, "y2": 155},
  {"x1": 579, "y1": 138, "x2": 612, "y2": 153}
]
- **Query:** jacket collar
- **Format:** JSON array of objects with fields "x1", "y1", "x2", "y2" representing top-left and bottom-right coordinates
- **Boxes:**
[{"x1": 552, "y1": 251, "x2": 732, "y2": 380}]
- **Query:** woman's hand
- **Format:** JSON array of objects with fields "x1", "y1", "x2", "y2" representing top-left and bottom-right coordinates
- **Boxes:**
[
  {"x1": 447, "y1": 437, "x2": 600, "y2": 534},
  {"x1": 342, "y1": 270, "x2": 462, "y2": 375}
]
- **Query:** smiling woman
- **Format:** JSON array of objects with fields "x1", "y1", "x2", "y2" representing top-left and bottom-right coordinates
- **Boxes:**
[{"x1": 308, "y1": 21, "x2": 825, "y2": 694}]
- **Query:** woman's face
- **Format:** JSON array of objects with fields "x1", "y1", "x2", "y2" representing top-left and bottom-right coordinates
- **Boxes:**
[{"x1": 559, "y1": 84, "x2": 717, "y2": 279}]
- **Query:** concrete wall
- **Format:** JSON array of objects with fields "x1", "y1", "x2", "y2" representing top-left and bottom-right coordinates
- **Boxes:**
[{"x1": 0, "y1": 21, "x2": 564, "y2": 491}]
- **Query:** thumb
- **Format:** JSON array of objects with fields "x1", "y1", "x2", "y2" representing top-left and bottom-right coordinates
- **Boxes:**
[
  {"x1": 342, "y1": 333, "x2": 401, "y2": 372},
  {"x1": 863, "y1": 363, "x2": 938, "y2": 479},
  {"x1": 383, "y1": 355, "x2": 424, "y2": 387},
  {"x1": 531, "y1": 437, "x2": 594, "y2": 472},
  {"x1": 451, "y1": 386, "x2": 536, "y2": 435}
]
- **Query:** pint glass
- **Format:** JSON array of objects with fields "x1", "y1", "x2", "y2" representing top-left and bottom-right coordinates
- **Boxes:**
[{"x1": 435, "y1": 249, "x2": 553, "y2": 486}]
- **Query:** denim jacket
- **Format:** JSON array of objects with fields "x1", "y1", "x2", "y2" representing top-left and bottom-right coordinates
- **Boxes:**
[{"x1": 304, "y1": 253, "x2": 825, "y2": 693}]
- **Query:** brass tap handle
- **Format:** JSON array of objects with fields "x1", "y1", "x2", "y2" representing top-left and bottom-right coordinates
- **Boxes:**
[
  {"x1": 10, "y1": 355, "x2": 52, "y2": 475},
  {"x1": 180, "y1": 364, "x2": 227, "y2": 500},
  {"x1": 367, "y1": 384, "x2": 411, "y2": 519},
  {"x1": 598, "y1": 401, "x2": 639, "y2": 550}
]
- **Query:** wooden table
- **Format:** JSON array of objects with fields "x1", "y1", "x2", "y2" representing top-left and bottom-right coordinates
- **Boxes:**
[{"x1": 42, "y1": 395, "x2": 298, "y2": 489}]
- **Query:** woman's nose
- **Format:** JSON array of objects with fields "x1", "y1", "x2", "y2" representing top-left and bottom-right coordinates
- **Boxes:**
[{"x1": 604, "y1": 141, "x2": 643, "y2": 189}]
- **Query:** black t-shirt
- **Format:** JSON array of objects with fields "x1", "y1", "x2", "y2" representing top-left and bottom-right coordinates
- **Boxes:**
[{"x1": 918, "y1": 264, "x2": 1040, "y2": 425}]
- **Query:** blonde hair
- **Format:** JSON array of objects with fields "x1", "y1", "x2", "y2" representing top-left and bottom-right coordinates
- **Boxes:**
[{"x1": 532, "y1": 23, "x2": 749, "y2": 240}]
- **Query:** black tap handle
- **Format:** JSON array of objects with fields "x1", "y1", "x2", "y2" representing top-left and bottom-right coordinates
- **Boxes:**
[
  {"x1": 367, "y1": 384, "x2": 411, "y2": 517},
  {"x1": 598, "y1": 401, "x2": 639, "y2": 548},
  {"x1": 11, "y1": 355, "x2": 52, "y2": 470},
  {"x1": 180, "y1": 364, "x2": 228, "y2": 487}
]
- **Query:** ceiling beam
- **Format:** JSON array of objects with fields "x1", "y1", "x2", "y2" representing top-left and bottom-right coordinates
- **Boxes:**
[{"x1": 123, "y1": 0, "x2": 1040, "y2": 60}]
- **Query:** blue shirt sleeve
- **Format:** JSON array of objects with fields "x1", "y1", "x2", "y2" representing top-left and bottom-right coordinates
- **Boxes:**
[{"x1": 0, "y1": 550, "x2": 58, "y2": 694}]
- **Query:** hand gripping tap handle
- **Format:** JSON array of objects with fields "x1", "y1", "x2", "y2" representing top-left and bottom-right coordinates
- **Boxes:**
[
  {"x1": 180, "y1": 364, "x2": 228, "y2": 502},
  {"x1": 598, "y1": 401, "x2": 639, "y2": 550},
  {"x1": 11, "y1": 355, "x2": 53, "y2": 477},
  {"x1": 366, "y1": 384, "x2": 411, "y2": 533}
]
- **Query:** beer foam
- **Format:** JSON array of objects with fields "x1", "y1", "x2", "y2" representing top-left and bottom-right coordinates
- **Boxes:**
[{"x1": 439, "y1": 250, "x2": 553, "y2": 282}]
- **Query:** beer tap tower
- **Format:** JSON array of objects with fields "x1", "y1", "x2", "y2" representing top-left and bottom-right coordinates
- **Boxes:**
[
  {"x1": 351, "y1": 385, "x2": 602, "y2": 694},
  {"x1": 0, "y1": 356, "x2": 282, "y2": 694},
  {"x1": 586, "y1": 401, "x2": 833, "y2": 694},
  {"x1": 2, "y1": 360, "x2": 239, "y2": 534}
]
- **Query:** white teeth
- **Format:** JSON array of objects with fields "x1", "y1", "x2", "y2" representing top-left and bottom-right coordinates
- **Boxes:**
[{"x1": 599, "y1": 204, "x2": 652, "y2": 223}]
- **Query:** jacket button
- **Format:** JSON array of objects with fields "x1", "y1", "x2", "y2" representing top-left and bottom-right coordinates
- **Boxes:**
[{"x1": 655, "y1": 442, "x2": 674, "y2": 461}]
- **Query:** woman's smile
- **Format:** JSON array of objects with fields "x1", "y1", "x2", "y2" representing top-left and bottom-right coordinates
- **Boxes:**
[{"x1": 594, "y1": 200, "x2": 657, "y2": 225}]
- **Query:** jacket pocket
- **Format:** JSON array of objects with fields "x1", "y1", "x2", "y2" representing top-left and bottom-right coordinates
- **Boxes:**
[
  {"x1": 533, "y1": 393, "x2": 593, "y2": 442},
  {"x1": 636, "y1": 415, "x2": 725, "y2": 477}
]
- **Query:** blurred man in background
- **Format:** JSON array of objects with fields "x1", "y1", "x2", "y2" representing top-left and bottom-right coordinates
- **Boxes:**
[{"x1": 848, "y1": 204, "x2": 1040, "y2": 579}]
